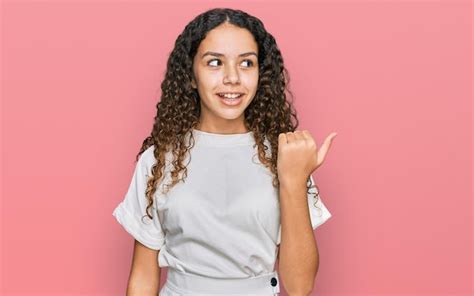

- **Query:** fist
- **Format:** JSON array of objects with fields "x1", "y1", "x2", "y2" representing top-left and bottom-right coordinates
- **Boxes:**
[{"x1": 277, "y1": 130, "x2": 337, "y2": 185}]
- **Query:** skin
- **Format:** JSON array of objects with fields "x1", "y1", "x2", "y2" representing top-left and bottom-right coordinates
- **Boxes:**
[
  {"x1": 277, "y1": 131, "x2": 337, "y2": 295},
  {"x1": 278, "y1": 131, "x2": 338, "y2": 186},
  {"x1": 191, "y1": 22, "x2": 259, "y2": 134},
  {"x1": 127, "y1": 240, "x2": 161, "y2": 295}
]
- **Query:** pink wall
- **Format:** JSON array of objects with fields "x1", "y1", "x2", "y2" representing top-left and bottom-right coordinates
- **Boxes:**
[{"x1": 1, "y1": 1, "x2": 471, "y2": 295}]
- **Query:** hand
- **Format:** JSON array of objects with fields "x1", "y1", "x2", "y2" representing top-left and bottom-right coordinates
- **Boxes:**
[{"x1": 277, "y1": 130, "x2": 337, "y2": 185}]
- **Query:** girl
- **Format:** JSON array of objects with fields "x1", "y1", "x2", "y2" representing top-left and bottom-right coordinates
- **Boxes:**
[{"x1": 113, "y1": 7, "x2": 336, "y2": 296}]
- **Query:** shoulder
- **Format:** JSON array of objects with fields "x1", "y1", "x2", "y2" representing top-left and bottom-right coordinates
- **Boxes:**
[
  {"x1": 137, "y1": 145, "x2": 173, "y2": 169},
  {"x1": 141, "y1": 145, "x2": 156, "y2": 159},
  {"x1": 137, "y1": 145, "x2": 156, "y2": 169}
]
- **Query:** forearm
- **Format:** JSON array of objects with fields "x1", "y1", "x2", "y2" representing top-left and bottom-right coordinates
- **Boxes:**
[
  {"x1": 126, "y1": 270, "x2": 160, "y2": 296},
  {"x1": 278, "y1": 179, "x2": 318, "y2": 295}
]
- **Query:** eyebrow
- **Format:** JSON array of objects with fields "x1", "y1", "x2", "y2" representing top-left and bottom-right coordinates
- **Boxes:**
[{"x1": 201, "y1": 51, "x2": 258, "y2": 59}]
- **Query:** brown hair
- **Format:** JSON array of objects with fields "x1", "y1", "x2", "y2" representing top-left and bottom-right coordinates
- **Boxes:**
[{"x1": 137, "y1": 8, "x2": 320, "y2": 222}]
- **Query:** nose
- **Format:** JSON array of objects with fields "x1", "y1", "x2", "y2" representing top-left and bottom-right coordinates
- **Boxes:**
[{"x1": 223, "y1": 64, "x2": 240, "y2": 84}]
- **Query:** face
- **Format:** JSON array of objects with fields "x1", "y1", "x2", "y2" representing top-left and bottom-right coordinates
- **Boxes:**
[{"x1": 191, "y1": 22, "x2": 259, "y2": 132}]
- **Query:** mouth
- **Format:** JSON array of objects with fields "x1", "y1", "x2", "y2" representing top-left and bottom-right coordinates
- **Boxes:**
[{"x1": 216, "y1": 93, "x2": 244, "y2": 106}]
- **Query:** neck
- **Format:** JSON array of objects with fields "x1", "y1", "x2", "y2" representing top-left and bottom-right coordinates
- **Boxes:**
[{"x1": 195, "y1": 120, "x2": 249, "y2": 134}]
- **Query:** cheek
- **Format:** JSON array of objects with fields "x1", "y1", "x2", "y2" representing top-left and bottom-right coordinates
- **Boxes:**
[
  {"x1": 243, "y1": 72, "x2": 259, "y2": 91},
  {"x1": 198, "y1": 72, "x2": 221, "y2": 89}
]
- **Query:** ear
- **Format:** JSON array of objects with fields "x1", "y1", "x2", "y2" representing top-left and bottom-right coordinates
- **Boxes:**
[{"x1": 190, "y1": 71, "x2": 197, "y2": 89}]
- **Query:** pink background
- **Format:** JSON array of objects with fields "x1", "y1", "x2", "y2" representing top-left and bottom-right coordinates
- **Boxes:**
[{"x1": 1, "y1": 0, "x2": 472, "y2": 295}]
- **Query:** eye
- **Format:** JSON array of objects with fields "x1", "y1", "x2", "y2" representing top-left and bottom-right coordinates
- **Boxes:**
[
  {"x1": 207, "y1": 59, "x2": 222, "y2": 67},
  {"x1": 207, "y1": 59, "x2": 255, "y2": 68},
  {"x1": 241, "y1": 59, "x2": 254, "y2": 67}
]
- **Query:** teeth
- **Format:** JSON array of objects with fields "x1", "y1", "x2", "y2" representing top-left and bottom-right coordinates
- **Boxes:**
[{"x1": 218, "y1": 93, "x2": 242, "y2": 99}]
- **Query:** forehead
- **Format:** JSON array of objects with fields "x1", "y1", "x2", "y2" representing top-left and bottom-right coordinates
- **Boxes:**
[{"x1": 197, "y1": 24, "x2": 258, "y2": 56}]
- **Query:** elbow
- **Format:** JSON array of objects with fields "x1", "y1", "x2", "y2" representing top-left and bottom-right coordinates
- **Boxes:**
[
  {"x1": 282, "y1": 276, "x2": 315, "y2": 296},
  {"x1": 282, "y1": 268, "x2": 317, "y2": 296},
  {"x1": 127, "y1": 272, "x2": 160, "y2": 296},
  {"x1": 126, "y1": 281, "x2": 159, "y2": 296},
  {"x1": 286, "y1": 282, "x2": 315, "y2": 296}
]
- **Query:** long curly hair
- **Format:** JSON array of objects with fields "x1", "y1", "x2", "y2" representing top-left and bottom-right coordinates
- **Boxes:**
[{"x1": 138, "y1": 7, "x2": 320, "y2": 222}]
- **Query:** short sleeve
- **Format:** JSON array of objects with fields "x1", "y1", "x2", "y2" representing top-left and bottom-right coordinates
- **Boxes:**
[
  {"x1": 276, "y1": 174, "x2": 332, "y2": 245},
  {"x1": 112, "y1": 147, "x2": 165, "y2": 250},
  {"x1": 306, "y1": 174, "x2": 332, "y2": 229}
]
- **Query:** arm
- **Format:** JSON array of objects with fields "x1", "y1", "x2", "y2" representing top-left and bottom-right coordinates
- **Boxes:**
[
  {"x1": 275, "y1": 130, "x2": 336, "y2": 295},
  {"x1": 126, "y1": 240, "x2": 161, "y2": 296},
  {"x1": 278, "y1": 180, "x2": 318, "y2": 296}
]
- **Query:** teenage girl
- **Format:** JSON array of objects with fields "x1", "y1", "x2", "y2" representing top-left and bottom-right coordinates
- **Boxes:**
[{"x1": 113, "y1": 7, "x2": 337, "y2": 296}]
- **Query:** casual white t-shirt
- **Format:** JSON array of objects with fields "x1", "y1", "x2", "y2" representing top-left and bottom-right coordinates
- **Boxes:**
[{"x1": 112, "y1": 128, "x2": 332, "y2": 278}]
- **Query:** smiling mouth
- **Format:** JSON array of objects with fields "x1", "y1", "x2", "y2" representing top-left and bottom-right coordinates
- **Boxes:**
[
  {"x1": 216, "y1": 93, "x2": 244, "y2": 106},
  {"x1": 216, "y1": 93, "x2": 244, "y2": 98}
]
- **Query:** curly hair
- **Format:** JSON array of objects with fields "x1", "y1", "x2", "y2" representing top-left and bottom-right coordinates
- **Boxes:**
[{"x1": 138, "y1": 7, "x2": 321, "y2": 222}]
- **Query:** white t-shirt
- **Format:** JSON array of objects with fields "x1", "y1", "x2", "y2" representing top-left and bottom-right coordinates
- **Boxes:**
[{"x1": 112, "y1": 128, "x2": 332, "y2": 278}]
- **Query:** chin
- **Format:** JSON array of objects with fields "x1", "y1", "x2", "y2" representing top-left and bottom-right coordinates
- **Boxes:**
[{"x1": 217, "y1": 111, "x2": 246, "y2": 120}]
